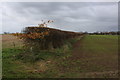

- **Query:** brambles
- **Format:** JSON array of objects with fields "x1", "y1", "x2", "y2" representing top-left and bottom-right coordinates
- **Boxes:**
[
  {"x1": 13, "y1": 20, "x2": 83, "y2": 52},
  {"x1": 13, "y1": 31, "x2": 49, "y2": 40}
]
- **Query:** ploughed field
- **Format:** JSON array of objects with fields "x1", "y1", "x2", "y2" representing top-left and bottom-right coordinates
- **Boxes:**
[{"x1": 2, "y1": 34, "x2": 118, "y2": 78}]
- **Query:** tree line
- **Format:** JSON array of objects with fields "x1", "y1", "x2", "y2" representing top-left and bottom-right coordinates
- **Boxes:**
[{"x1": 88, "y1": 31, "x2": 120, "y2": 35}]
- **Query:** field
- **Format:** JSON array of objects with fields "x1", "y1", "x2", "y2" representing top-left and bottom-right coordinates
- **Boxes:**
[{"x1": 2, "y1": 34, "x2": 118, "y2": 78}]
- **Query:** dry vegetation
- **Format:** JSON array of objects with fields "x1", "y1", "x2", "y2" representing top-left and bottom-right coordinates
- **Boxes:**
[
  {"x1": 2, "y1": 34, "x2": 23, "y2": 48},
  {"x1": 13, "y1": 27, "x2": 83, "y2": 50}
]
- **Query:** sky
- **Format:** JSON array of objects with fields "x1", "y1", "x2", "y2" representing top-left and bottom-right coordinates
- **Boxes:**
[{"x1": 1, "y1": 2, "x2": 118, "y2": 33}]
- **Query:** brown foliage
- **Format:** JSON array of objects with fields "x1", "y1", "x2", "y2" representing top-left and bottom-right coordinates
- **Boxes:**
[{"x1": 13, "y1": 21, "x2": 83, "y2": 51}]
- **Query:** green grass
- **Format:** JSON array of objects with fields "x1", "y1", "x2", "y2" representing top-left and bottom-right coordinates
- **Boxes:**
[
  {"x1": 2, "y1": 35, "x2": 118, "y2": 78},
  {"x1": 2, "y1": 36, "x2": 80, "y2": 78},
  {"x1": 56, "y1": 35, "x2": 118, "y2": 78},
  {"x1": 2, "y1": 48, "x2": 61, "y2": 78},
  {"x1": 51, "y1": 35, "x2": 118, "y2": 78},
  {"x1": 82, "y1": 35, "x2": 118, "y2": 53}
]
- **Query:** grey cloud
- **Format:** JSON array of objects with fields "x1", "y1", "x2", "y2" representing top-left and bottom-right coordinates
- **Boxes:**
[{"x1": 2, "y1": 2, "x2": 118, "y2": 33}]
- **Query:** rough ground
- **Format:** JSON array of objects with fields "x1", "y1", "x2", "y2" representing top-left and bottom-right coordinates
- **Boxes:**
[
  {"x1": 2, "y1": 34, "x2": 119, "y2": 78},
  {"x1": 67, "y1": 35, "x2": 118, "y2": 78}
]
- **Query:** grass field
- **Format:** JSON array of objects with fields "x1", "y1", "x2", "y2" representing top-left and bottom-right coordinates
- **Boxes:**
[
  {"x1": 2, "y1": 34, "x2": 23, "y2": 49},
  {"x1": 74, "y1": 35, "x2": 118, "y2": 73},
  {"x1": 2, "y1": 34, "x2": 118, "y2": 78}
]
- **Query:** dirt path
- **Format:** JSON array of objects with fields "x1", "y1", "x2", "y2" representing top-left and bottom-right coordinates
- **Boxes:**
[
  {"x1": 70, "y1": 36, "x2": 86, "y2": 60},
  {"x1": 67, "y1": 35, "x2": 118, "y2": 78}
]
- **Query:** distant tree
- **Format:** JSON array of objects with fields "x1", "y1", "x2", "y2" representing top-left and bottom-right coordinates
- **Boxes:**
[
  {"x1": 84, "y1": 31, "x2": 88, "y2": 34},
  {"x1": 4, "y1": 32, "x2": 10, "y2": 34}
]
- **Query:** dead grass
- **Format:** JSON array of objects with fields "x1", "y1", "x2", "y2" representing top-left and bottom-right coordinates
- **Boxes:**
[{"x1": 2, "y1": 34, "x2": 23, "y2": 48}]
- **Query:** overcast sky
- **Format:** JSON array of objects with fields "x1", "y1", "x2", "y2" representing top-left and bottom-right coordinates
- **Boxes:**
[{"x1": 1, "y1": 2, "x2": 118, "y2": 33}]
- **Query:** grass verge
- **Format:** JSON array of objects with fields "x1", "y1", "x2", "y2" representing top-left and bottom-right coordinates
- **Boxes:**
[{"x1": 2, "y1": 36, "x2": 81, "y2": 78}]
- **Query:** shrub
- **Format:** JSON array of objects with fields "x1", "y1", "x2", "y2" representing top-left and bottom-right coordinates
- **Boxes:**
[{"x1": 12, "y1": 20, "x2": 84, "y2": 61}]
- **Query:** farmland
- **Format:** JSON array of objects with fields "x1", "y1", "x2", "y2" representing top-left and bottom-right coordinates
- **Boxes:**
[{"x1": 2, "y1": 34, "x2": 118, "y2": 78}]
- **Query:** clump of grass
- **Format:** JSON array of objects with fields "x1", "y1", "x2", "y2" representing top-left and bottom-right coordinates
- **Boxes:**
[{"x1": 15, "y1": 37, "x2": 80, "y2": 63}]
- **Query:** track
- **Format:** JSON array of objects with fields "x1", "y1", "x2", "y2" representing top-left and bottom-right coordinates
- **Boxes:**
[{"x1": 66, "y1": 35, "x2": 118, "y2": 78}]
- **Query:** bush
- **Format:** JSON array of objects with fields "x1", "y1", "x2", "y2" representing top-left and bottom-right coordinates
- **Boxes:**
[
  {"x1": 12, "y1": 21, "x2": 84, "y2": 62},
  {"x1": 13, "y1": 27, "x2": 83, "y2": 51}
]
